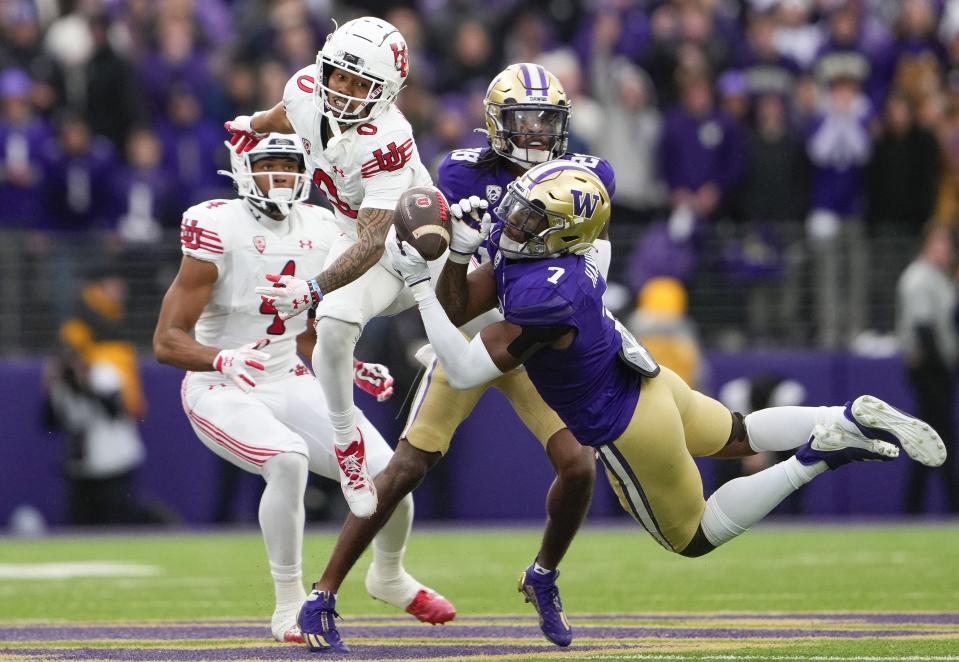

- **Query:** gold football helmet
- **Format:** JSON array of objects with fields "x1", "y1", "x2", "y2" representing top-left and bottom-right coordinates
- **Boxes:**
[
  {"x1": 494, "y1": 160, "x2": 610, "y2": 259},
  {"x1": 484, "y1": 63, "x2": 570, "y2": 166}
]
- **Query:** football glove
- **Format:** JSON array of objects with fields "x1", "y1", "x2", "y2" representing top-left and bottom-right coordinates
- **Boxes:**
[
  {"x1": 213, "y1": 340, "x2": 270, "y2": 392},
  {"x1": 225, "y1": 115, "x2": 268, "y2": 153},
  {"x1": 385, "y1": 226, "x2": 431, "y2": 287},
  {"x1": 448, "y1": 196, "x2": 491, "y2": 260},
  {"x1": 255, "y1": 274, "x2": 322, "y2": 321},
  {"x1": 353, "y1": 360, "x2": 395, "y2": 402}
]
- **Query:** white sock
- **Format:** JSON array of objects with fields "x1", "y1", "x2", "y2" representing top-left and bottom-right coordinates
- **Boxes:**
[
  {"x1": 259, "y1": 453, "x2": 309, "y2": 611},
  {"x1": 270, "y1": 562, "x2": 306, "y2": 613},
  {"x1": 700, "y1": 457, "x2": 827, "y2": 547},
  {"x1": 533, "y1": 561, "x2": 554, "y2": 574},
  {"x1": 313, "y1": 318, "x2": 361, "y2": 448},
  {"x1": 744, "y1": 406, "x2": 854, "y2": 452},
  {"x1": 328, "y1": 408, "x2": 357, "y2": 449},
  {"x1": 371, "y1": 493, "x2": 413, "y2": 581}
]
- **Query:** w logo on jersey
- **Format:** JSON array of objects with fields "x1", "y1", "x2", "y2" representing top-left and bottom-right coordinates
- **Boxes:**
[{"x1": 571, "y1": 189, "x2": 600, "y2": 219}]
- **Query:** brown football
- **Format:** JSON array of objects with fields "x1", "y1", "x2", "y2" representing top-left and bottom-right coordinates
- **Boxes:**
[{"x1": 394, "y1": 185, "x2": 451, "y2": 261}]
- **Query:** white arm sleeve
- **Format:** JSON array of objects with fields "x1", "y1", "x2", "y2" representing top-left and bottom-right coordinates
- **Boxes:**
[
  {"x1": 410, "y1": 283, "x2": 504, "y2": 389},
  {"x1": 594, "y1": 238, "x2": 611, "y2": 281}
]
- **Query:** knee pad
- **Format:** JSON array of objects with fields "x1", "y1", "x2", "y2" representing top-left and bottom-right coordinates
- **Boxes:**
[
  {"x1": 314, "y1": 318, "x2": 360, "y2": 359},
  {"x1": 262, "y1": 452, "x2": 309, "y2": 486}
]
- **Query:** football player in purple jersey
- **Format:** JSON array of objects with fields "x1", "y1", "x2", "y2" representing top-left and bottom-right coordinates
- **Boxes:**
[{"x1": 388, "y1": 158, "x2": 946, "y2": 609}]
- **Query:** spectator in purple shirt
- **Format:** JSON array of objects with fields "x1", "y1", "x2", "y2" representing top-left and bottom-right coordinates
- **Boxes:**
[
  {"x1": 154, "y1": 86, "x2": 229, "y2": 207},
  {"x1": 814, "y1": 1, "x2": 896, "y2": 109},
  {"x1": 138, "y1": 14, "x2": 213, "y2": 117},
  {"x1": 659, "y1": 69, "x2": 746, "y2": 223},
  {"x1": 41, "y1": 111, "x2": 119, "y2": 234},
  {"x1": 805, "y1": 58, "x2": 873, "y2": 348},
  {"x1": 111, "y1": 126, "x2": 178, "y2": 243},
  {"x1": 0, "y1": 68, "x2": 51, "y2": 228}
]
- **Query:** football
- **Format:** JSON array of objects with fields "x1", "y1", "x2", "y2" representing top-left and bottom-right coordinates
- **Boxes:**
[{"x1": 394, "y1": 185, "x2": 451, "y2": 261}]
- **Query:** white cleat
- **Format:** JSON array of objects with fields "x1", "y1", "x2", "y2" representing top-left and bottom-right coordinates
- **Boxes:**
[
  {"x1": 848, "y1": 395, "x2": 947, "y2": 467},
  {"x1": 365, "y1": 567, "x2": 456, "y2": 624},
  {"x1": 335, "y1": 433, "x2": 377, "y2": 519},
  {"x1": 271, "y1": 610, "x2": 304, "y2": 644}
]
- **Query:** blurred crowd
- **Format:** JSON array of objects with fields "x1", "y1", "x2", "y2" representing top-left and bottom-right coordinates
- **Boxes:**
[{"x1": 2, "y1": 0, "x2": 959, "y2": 352}]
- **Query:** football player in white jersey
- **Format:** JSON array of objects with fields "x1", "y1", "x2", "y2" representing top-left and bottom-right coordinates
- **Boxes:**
[
  {"x1": 153, "y1": 135, "x2": 455, "y2": 644},
  {"x1": 226, "y1": 16, "x2": 430, "y2": 529}
]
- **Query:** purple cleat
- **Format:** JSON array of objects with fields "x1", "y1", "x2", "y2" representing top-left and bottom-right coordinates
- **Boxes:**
[
  {"x1": 844, "y1": 395, "x2": 946, "y2": 467},
  {"x1": 297, "y1": 590, "x2": 349, "y2": 653},
  {"x1": 518, "y1": 565, "x2": 572, "y2": 647},
  {"x1": 796, "y1": 423, "x2": 899, "y2": 470}
]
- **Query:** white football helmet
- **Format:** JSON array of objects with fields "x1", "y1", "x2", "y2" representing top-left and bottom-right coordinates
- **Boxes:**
[
  {"x1": 219, "y1": 133, "x2": 310, "y2": 218},
  {"x1": 315, "y1": 17, "x2": 409, "y2": 125}
]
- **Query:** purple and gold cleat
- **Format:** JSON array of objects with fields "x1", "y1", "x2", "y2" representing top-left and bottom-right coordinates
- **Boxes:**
[
  {"x1": 796, "y1": 423, "x2": 899, "y2": 470},
  {"x1": 297, "y1": 590, "x2": 349, "y2": 653},
  {"x1": 844, "y1": 395, "x2": 946, "y2": 467},
  {"x1": 518, "y1": 565, "x2": 572, "y2": 647}
]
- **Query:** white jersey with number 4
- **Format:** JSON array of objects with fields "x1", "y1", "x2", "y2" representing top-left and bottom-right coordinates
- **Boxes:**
[
  {"x1": 180, "y1": 198, "x2": 337, "y2": 383},
  {"x1": 282, "y1": 66, "x2": 432, "y2": 237}
]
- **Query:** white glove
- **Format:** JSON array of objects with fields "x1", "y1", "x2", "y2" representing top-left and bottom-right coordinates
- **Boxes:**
[
  {"x1": 449, "y1": 195, "x2": 491, "y2": 260},
  {"x1": 224, "y1": 115, "x2": 268, "y2": 153},
  {"x1": 385, "y1": 226, "x2": 431, "y2": 287},
  {"x1": 353, "y1": 360, "x2": 395, "y2": 401},
  {"x1": 255, "y1": 273, "x2": 322, "y2": 321},
  {"x1": 213, "y1": 340, "x2": 271, "y2": 392}
]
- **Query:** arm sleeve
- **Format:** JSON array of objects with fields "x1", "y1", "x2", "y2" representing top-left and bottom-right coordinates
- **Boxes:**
[
  {"x1": 410, "y1": 283, "x2": 504, "y2": 389},
  {"x1": 593, "y1": 238, "x2": 612, "y2": 280}
]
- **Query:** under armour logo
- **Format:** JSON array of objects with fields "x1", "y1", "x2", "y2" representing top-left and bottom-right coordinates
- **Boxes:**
[
  {"x1": 206, "y1": 200, "x2": 227, "y2": 209},
  {"x1": 299, "y1": 240, "x2": 313, "y2": 249},
  {"x1": 332, "y1": 165, "x2": 345, "y2": 177},
  {"x1": 291, "y1": 295, "x2": 310, "y2": 309}
]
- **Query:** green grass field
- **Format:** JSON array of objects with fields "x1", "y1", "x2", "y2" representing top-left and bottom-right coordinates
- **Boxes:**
[{"x1": 1, "y1": 522, "x2": 957, "y2": 661}]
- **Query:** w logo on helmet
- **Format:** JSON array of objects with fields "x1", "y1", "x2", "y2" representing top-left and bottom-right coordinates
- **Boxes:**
[
  {"x1": 571, "y1": 189, "x2": 600, "y2": 219},
  {"x1": 390, "y1": 43, "x2": 409, "y2": 78}
]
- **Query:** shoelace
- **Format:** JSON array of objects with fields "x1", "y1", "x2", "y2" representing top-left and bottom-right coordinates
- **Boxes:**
[{"x1": 338, "y1": 453, "x2": 368, "y2": 486}]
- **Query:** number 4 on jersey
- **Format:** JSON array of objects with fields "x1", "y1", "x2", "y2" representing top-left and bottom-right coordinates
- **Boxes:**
[{"x1": 260, "y1": 260, "x2": 296, "y2": 334}]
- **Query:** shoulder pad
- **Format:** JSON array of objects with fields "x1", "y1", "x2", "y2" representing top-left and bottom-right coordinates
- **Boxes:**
[
  {"x1": 284, "y1": 67, "x2": 316, "y2": 103},
  {"x1": 436, "y1": 150, "x2": 485, "y2": 202},
  {"x1": 358, "y1": 123, "x2": 418, "y2": 180},
  {"x1": 505, "y1": 286, "x2": 575, "y2": 327},
  {"x1": 564, "y1": 153, "x2": 616, "y2": 200},
  {"x1": 179, "y1": 199, "x2": 235, "y2": 257}
]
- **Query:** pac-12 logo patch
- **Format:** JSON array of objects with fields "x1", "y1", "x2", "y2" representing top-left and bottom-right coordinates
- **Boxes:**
[
  {"x1": 486, "y1": 185, "x2": 502, "y2": 204},
  {"x1": 253, "y1": 236, "x2": 266, "y2": 253}
]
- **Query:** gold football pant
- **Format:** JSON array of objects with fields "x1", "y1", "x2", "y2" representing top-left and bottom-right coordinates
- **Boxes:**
[
  {"x1": 403, "y1": 358, "x2": 565, "y2": 454},
  {"x1": 598, "y1": 367, "x2": 733, "y2": 553}
]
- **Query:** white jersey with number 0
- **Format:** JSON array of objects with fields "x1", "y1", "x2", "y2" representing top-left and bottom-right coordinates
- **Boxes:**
[
  {"x1": 282, "y1": 66, "x2": 432, "y2": 236},
  {"x1": 179, "y1": 198, "x2": 337, "y2": 383}
]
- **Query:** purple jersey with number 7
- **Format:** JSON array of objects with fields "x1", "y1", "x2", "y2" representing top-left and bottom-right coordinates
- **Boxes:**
[{"x1": 487, "y1": 226, "x2": 640, "y2": 446}]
